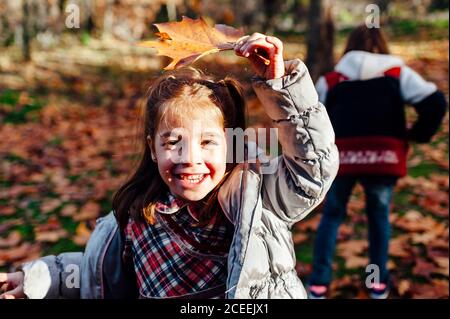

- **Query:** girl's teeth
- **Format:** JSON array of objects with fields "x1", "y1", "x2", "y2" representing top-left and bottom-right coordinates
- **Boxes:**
[{"x1": 179, "y1": 174, "x2": 205, "y2": 183}]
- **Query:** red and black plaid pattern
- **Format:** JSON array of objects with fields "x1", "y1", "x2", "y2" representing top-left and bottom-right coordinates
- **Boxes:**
[{"x1": 125, "y1": 192, "x2": 233, "y2": 298}]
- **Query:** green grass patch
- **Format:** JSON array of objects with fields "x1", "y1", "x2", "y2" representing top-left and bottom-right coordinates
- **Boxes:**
[
  {"x1": 0, "y1": 90, "x2": 45, "y2": 124},
  {"x1": 408, "y1": 162, "x2": 446, "y2": 178},
  {"x1": 12, "y1": 223, "x2": 34, "y2": 242},
  {"x1": 0, "y1": 90, "x2": 20, "y2": 105},
  {"x1": 295, "y1": 238, "x2": 315, "y2": 264}
]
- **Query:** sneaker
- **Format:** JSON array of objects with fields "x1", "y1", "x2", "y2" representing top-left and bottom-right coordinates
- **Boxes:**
[
  {"x1": 308, "y1": 285, "x2": 328, "y2": 299},
  {"x1": 368, "y1": 282, "x2": 390, "y2": 299}
]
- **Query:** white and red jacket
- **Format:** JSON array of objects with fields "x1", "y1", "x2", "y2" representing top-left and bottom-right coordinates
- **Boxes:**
[{"x1": 316, "y1": 50, "x2": 447, "y2": 177}]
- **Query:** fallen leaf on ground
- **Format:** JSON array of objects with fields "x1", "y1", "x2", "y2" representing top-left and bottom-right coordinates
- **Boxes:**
[
  {"x1": 337, "y1": 239, "x2": 368, "y2": 258},
  {"x1": 0, "y1": 243, "x2": 41, "y2": 267},
  {"x1": 412, "y1": 258, "x2": 436, "y2": 279},
  {"x1": 397, "y1": 279, "x2": 411, "y2": 296},
  {"x1": 35, "y1": 229, "x2": 68, "y2": 242},
  {"x1": 0, "y1": 231, "x2": 22, "y2": 248},
  {"x1": 73, "y1": 201, "x2": 101, "y2": 221},
  {"x1": 344, "y1": 255, "x2": 368, "y2": 269},
  {"x1": 72, "y1": 222, "x2": 92, "y2": 246},
  {"x1": 0, "y1": 206, "x2": 16, "y2": 216},
  {"x1": 294, "y1": 213, "x2": 321, "y2": 232},
  {"x1": 60, "y1": 204, "x2": 78, "y2": 217}
]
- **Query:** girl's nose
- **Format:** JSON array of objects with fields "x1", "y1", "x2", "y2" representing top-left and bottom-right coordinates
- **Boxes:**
[{"x1": 179, "y1": 141, "x2": 203, "y2": 164}]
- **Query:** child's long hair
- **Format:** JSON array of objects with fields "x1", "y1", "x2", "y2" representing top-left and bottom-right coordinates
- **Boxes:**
[
  {"x1": 112, "y1": 68, "x2": 247, "y2": 231},
  {"x1": 343, "y1": 25, "x2": 390, "y2": 55}
]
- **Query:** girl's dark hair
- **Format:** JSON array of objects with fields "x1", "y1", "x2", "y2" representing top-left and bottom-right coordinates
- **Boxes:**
[
  {"x1": 112, "y1": 68, "x2": 246, "y2": 231},
  {"x1": 343, "y1": 25, "x2": 390, "y2": 55}
]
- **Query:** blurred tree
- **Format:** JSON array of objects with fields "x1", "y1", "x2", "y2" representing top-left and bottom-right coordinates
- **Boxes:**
[
  {"x1": 263, "y1": 0, "x2": 282, "y2": 33},
  {"x1": 306, "y1": 0, "x2": 335, "y2": 82},
  {"x1": 22, "y1": 0, "x2": 31, "y2": 61},
  {"x1": 429, "y1": 0, "x2": 449, "y2": 10},
  {"x1": 376, "y1": 0, "x2": 390, "y2": 23}
]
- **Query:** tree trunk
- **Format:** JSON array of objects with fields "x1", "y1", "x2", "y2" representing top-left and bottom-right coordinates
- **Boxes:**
[
  {"x1": 376, "y1": 0, "x2": 390, "y2": 24},
  {"x1": 320, "y1": 4, "x2": 335, "y2": 75},
  {"x1": 22, "y1": 0, "x2": 31, "y2": 61},
  {"x1": 306, "y1": 0, "x2": 335, "y2": 82},
  {"x1": 263, "y1": 0, "x2": 280, "y2": 33},
  {"x1": 305, "y1": 0, "x2": 322, "y2": 81}
]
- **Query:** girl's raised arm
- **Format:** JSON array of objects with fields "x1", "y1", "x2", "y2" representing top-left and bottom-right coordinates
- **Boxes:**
[{"x1": 235, "y1": 33, "x2": 339, "y2": 225}]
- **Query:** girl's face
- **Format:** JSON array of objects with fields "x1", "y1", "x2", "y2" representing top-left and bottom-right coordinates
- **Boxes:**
[{"x1": 149, "y1": 106, "x2": 227, "y2": 202}]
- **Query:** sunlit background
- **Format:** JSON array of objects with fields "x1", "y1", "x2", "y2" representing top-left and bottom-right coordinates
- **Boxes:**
[{"x1": 0, "y1": 0, "x2": 448, "y2": 298}]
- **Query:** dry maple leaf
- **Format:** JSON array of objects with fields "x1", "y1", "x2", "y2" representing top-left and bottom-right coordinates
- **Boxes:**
[
  {"x1": 72, "y1": 222, "x2": 92, "y2": 246},
  {"x1": 139, "y1": 16, "x2": 269, "y2": 70},
  {"x1": 73, "y1": 201, "x2": 101, "y2": 221},
  {"x1": 0, "y1": 231, "x2": 22, "y2": 249}
]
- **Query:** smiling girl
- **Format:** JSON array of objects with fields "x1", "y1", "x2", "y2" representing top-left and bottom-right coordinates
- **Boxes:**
[{"x1": 0, "y1": 33, "x2": 338, "y2": 299}]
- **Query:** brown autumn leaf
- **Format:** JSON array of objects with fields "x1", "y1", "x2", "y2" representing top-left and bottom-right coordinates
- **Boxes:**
[
  {"x1": 294, "y1": 213, "x2": 321, "y2": 232},
  {"x1": 60, "y1": 204, "x2": 78, "y2": 217},
  {"x1": 0, "y1": 219, "x2": 23, "y2": 234},
  {"x1": 35, "y1": 229, "x2": 68, "y2": 243},
  {"x1": 336, "y1": 239, "x2": 368, "y2": 259},
  {"x1": 393, "y1": 210, "x2": 445, "y2": 234},
  {"x1": 412, "y1": 258, "x2": 436, "y2": 279},
  {"x1": 0, "y1": 243, "x2": 41, "y2": 267},
  {"x1": 139, "y1": 16, "x2": 244, "y2": 70},
  {"x1": 344, "y1": 255, "x2": 369, "y2": 269},
  {"x1": 411, "y1": 280, "x2": 449, "y2": 299},
  {"x1": 431, "y1": 257, "x2": 449, "y2": 277},
  {"x1": 72, "y1": 222, "x2": 92, "y2": 246},
  {"x1": 34, "y1": 216, "x2": 69, "y2": 243},
  {"x1": 0, "y1": 206, "x2": 15, "y2": 216},
  {"x1": 397, "y1": 279, "x2": 412, "y2": 297},
  {"x1": 40, "y1": 198, "x2": 62, "y2": 214},
  {"x1": 292, "y1": 232, "x2": 309, "y2": 245},
  {"x1": 328, "y1": 275, "x2": 360, "y2": 298},
  {"x1": 337, "y1": 224, "x2": 354, "y2": 241},
  {"x1": 73, "y1": 201, "x2": 101, "y2": 221},
  {"x1": 0, "y1": 231, "x2": 22, "y2": 248}
]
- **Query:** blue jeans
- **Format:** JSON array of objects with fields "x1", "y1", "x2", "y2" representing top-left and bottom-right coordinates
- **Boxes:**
[{"x1": 309, "y1": 175, "x2": 397, "y2": 286}]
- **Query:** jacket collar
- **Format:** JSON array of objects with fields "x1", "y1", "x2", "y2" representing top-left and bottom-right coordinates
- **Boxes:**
[{"x1": 154, "y1": 191, "x2": 203, "y2": 222}]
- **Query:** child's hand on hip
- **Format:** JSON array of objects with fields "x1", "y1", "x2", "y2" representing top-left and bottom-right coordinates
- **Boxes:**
[
  {"x1": 0, "y1": 271, "x2": 26, "y2": 299},
  {"x1": 234, "y1": 33, "x2": 285, "y2": 80}
]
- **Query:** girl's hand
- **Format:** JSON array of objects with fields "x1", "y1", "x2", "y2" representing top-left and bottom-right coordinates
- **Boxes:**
[
  {"x1": 0, "y1": 271, "x2": 26, "y2": 299},
  {"x1": 234, "y1": 33, "x2": 285, "y2": 80}
]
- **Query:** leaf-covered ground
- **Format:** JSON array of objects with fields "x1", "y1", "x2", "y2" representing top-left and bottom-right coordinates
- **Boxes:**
[{"x1": 0, "y1": 35, "x2": 448, "y2": 299}]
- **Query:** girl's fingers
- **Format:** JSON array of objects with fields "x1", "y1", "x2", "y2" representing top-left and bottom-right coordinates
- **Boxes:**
[
  {"x1": 235, "y1": 33, "x2": 265, "y2": 54},
  {"x1": 0, "y1": 286, "x2": 25, "y2": 299},
  {"x1": 234, "y1": 35, "x2": 250, "y2": 52},
  {"x1": 242, "y1": 39, "x2": 274, "y2": 58},
  {"x1": 0, "y1": 273, "x2": 8, "y2": 284},
  {"x1": 240, "y1": 35, "x2": 267, "y2": 53},
  {"x1": 265, "y1": 36, "x2": 283, "y2": 55}
]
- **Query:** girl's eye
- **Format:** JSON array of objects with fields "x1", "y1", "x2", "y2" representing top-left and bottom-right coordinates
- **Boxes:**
[
  {"x1": 202, "y1": 140, "x2": 218, "y2": 146},
  {"x1": 163, "y1": 140, "x2": 180, "y2": 147}
]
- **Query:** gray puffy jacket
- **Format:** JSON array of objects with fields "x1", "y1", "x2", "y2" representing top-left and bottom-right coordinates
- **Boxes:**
[{"x1": 21, "y1": 59, "x2": 339, "y2": 299}]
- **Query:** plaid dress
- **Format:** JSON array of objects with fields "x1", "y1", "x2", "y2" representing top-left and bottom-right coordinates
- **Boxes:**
[{"x1": 125, "y1": 192, "x2": 233, "y2": 298}]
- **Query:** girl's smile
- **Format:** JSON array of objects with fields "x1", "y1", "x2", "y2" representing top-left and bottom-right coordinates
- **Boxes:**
[{"x1": 174, "y1": 173, "x2": 209, "y2": 186}]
